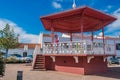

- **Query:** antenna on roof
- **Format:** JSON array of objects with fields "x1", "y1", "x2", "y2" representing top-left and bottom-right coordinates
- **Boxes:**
[{"x1": 72, "y1": 0, "x2": 76, "y2": 9}]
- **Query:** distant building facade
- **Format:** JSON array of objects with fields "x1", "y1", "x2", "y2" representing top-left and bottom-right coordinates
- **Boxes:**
[{"x1": 8, "y1": 43, "x2": 41, "y2": 57}]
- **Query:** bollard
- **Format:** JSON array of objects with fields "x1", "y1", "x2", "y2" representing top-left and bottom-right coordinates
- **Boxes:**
[{"x1": 17, "y1": 71, "x2": 23, "y2": 80}]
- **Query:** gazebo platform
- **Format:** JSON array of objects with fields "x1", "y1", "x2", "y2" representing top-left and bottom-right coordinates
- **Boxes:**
[{"x1": 43, "y1": 54, "x2": 115, "y2": 75}]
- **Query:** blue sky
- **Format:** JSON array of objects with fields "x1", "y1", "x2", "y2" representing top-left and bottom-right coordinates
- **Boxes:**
[{"x1": 0, "y1": 0, "x2": 120, "y2": 43}]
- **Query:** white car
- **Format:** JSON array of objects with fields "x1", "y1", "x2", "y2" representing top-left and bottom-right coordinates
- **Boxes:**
[{"x1": 22, "y1": 55, "x2": 33, "y2": 63}]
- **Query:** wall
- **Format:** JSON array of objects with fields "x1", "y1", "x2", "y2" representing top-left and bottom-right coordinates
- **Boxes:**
[
  {"x1": 84, "y1": 56, "x2": 107, "y2": 74},
  {"x1": 45, "y1": 56, "x2": 108, "y2": 75},
  {"x1": 45, "y1": 56, "x2": 85, "y2": 74},
  {"x1": 8, "y1": 48, "x2": 34, "y2": 56}
]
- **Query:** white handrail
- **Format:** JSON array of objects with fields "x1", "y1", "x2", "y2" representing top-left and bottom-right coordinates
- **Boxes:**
[{"x1": 42, "y1": 41, "x2": 115, "y2": 55}]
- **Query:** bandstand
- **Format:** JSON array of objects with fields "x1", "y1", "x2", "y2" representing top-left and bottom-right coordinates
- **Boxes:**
[{"x1": 33, "y1": 6, "x2": 117, "y2": 75}]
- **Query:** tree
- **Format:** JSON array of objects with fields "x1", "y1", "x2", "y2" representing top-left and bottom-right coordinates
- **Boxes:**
[
  {"x1": 0, "y1": 53, "x2": 5, "y2": 76},
  {"x1": 0, "y1": 24, "x2": 19, "y2": 58}
]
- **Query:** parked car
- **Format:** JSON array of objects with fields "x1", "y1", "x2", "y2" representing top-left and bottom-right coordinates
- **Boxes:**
[
  {"x1": 7, "y1": 54, "x2": 23, "y2": 60},
  {"x1": 108, "y1": 58, "x2": 119, "y2": 65},
  {"x1": 22, "y1": 55, "x2": 33, "y2": 63},
  {"x1": 116, "y1": 57, "x2": 120, "y2": 64}
]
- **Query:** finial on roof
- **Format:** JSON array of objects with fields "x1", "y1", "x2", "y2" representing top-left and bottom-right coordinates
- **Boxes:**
[{"x1": 72, "y1": 0, "x2": 76, "y2": 9}]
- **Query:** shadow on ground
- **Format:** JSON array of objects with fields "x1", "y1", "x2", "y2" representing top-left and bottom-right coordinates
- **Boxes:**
[{"x1": 94, "y1": 65, "x2": 120, "y2": 79}]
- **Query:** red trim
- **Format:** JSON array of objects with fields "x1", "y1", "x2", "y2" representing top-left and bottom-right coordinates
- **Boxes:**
[{"x1": 43, "y1": 54, "x2": 115, "y2": 57}]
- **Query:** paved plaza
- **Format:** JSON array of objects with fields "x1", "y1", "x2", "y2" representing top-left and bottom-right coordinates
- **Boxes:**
[{"x1": 1, "y1": 64, "x2": 120, "y2": 80}]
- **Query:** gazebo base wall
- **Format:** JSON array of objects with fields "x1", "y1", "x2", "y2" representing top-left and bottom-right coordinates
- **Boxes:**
[{"x1": 44, "y1": 55, "x2": 108, "y2": 75}]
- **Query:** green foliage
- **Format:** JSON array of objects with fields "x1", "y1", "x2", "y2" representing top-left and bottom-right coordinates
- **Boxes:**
[
  {"x1": 0, "y1": 53, "x2": 5, "y2": 76},
  {"x1": 0, "y1": 24, "x2": 19, "y2": 57},
  {"x1": 5, "y1": 56, "x2": 26, "y2": 63}
]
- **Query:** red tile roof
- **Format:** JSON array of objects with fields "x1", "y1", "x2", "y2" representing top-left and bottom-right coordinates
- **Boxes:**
[
  {"x1": 41, "y1": 6, "x2": 116, "y2": 33},
  {"x1": 18, "y1": 43, "x2": 41, "y2": 49}
]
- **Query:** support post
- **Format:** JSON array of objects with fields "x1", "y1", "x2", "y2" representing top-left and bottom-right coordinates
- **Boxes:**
[
  {"x1": 51, "y1": 27, "x2": 54, "y2": 44},
  {"x1": 70, "y1": 33, "x2": 72, "y2": 53},
  {"x1": 91, "y1": 31, "x2": 94, "y2": 54},
  {"x1": 114, "y1": 39, "x2": 116, "y2": 55},
  {"x1": 80, "y1": 23, "x2": 84, "y2": 53},
  {"x1": 102, "y1": 28, "x2": 105, "y2": 54},
  {"x1": 81, "y1": 24, "x2": 83, "y2": 40},
  {"x1": 51, "y1": 26, "x2": 54, "y2": 54}
]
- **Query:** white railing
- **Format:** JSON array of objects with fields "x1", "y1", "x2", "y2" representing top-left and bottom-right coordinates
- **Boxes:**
[{"x1": 42, "y1": 41, "x2": 115, "y2": 55}]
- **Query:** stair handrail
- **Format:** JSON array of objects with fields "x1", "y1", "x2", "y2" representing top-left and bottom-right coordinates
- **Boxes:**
[
  {"x1": 32, "y1": 54, "x2": 37, "y2": 69},
  {"x1": 32, "y1": 45, "x2": 41, "y2": 69}
]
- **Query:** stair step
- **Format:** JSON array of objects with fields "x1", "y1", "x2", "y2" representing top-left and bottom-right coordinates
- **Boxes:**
[
  {"x1": 34, "y1": 67, "x2": 45, "y2": 69},
  {"x1": 34, "y1": 66, "x2": 45, "y2": 69},
  {"x1": 36, "y1": 57, "x2": 43, "y2": 58},
  {"x1": 34, "y1": 68, "x2": 45, "y2": 70},
  {"x1": 37, "y1": 56, "x2": 44, "y2": 57},
  {"x1": 36, "y1": 59, "x2": 44, "y2": 60},
  {"x1": 35, "y1": 62, "x2": 44, "y2": 64},
  {"x1": 36, "y1": 57, "x2": 44, "y2": 58},
  {"x1": 35, "y1": 63, "x2": 45, "y2": 65},
  {"x1": 33, "y1": 55, "x2": 46, "y2": 70},
  {"x1": 35, "y1": 60, "x2": 44, "y2": 62},
  {"x1": 33, "y1": 69, "x2": 46, "y2": 71},
  {"x1": 35, "y1": 61, "x2": 45, "y2": 64},
  {"x1": 36, "y1": 57, "x2": 44, "y2": 59},
  {"x1": 34, "y1": 65, "x2": 44, "y2": 67},
  {"x1": 35, "y1": 66, "x2": 45, "y2": 68},
  {"x1": 34, "y1": 65, "x2": 45, "y2": 67}
]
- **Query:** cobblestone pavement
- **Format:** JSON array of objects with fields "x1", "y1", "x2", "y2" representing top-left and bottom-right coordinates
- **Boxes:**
[{"x1": 1, "y1": 64, "x2": 120, "y2": 80}]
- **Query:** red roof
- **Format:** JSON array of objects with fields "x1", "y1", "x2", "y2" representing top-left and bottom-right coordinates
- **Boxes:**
[
  {"x1": 40, "y1": 6, "x2": 117, "y2": 33},
  {"x1": 18, "y1": 43, "x2": 41, "y2": 49}
]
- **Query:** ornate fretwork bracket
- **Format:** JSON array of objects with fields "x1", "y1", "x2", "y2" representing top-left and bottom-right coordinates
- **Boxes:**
[
  {"x1": 87, "y1": 56, "x2": 94, "y2": 63},
  {"x1": 73, "y1": 56, "x2": 79, "y2": 63},
  {"x1": 103, "y1": 56, "x2": 107, "y2": 62},
  {"x1": 50, "y1": 56, "x2": 55, "y2": 62}
]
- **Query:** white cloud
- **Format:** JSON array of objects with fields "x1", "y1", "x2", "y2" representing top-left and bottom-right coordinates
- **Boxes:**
[
  {"x1": 102, "y1": 5, "x2": 113, "y2": 13},
  {"x1": 52, "y1": 1, "x2": 62, "y2": 9},
  {"x1": 89, "y1": 0, "x2": 98, "y2": 6},
  {"x1": 104, "y1": 8, "x2": 120, "y2": 36},
  {"x1": 107, "y1": 5, "x2": 112, "y2": 9},
  {"x1": 0, "y1": 19, "x2": 39, "y2": 43}
]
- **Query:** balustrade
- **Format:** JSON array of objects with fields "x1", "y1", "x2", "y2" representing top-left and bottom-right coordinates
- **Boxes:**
[{"x1": 42, "y1": 41, "x2": 115, "y2": 55}]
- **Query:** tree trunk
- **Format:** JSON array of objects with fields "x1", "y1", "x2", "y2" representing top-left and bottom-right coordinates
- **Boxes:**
[{"x1": 5, "y1": 49, "x2": 8, "y2": 58}]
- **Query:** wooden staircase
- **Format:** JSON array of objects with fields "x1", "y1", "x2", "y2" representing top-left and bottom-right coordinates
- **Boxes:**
[{"x1": 33, "y1": 54, "x2": 46, "y2": 70}]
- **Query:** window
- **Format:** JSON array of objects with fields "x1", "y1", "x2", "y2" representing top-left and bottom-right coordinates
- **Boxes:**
[
  {"x1": 106, "y1": 46, "x2": 111, "y2": 52},
  {"x1": 116, "y1": 43, "x2": 120, "y2": 50},
  {"x1": 87, "y1": 45, "x2": 92, "y2": 51},
  {"x1": 93, "y1": 43, "x2": 103, "y2": 48}
]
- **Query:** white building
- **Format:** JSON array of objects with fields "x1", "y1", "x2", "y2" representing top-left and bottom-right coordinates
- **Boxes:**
[{"x1": 8, "y1": 43, "x2": 41, "y2": 57}]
